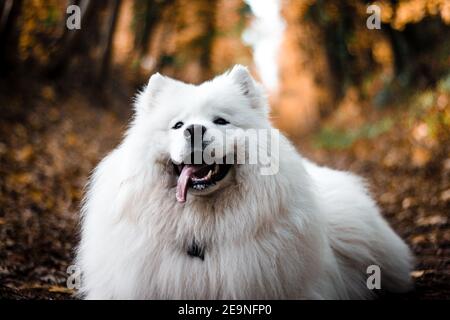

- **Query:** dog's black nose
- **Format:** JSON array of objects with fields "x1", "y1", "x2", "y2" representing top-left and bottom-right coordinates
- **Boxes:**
[{"x1": 184, "y1": 124, "x2": 207, "y2": 146}]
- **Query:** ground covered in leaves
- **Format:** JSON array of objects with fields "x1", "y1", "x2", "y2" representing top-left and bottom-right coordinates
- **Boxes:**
[{"x1": 0, "y1": 84, "x2": 449, "y2": 299}]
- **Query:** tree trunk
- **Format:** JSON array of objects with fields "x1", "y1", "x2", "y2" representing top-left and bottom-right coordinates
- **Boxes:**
[
  {"x1": 0, "y1": 0, "x2": 23, "y2": 74},
  {"x1": 46, "y1": 0, "x2": 95, "y2": 77},
  {"x1": 96, "y1": 0, "x2": 121, "y2": 83}
]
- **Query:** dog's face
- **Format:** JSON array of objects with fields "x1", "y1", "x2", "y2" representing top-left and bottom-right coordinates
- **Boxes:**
[{"x1": 132, "y1": 65, "x2": 269, "y2": 203}]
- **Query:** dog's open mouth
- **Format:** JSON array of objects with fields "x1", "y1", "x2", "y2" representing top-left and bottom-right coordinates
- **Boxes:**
[{"x1": 173, "y1": 160, "x2": 232, "y2": 203}]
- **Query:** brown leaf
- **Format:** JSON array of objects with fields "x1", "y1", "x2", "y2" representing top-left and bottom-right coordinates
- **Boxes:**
[
  {"x1": 410, "y1": 270, "x2": 425, "y2": 278},
  {"x1": 440, "y1": 189, "x2": 450, "y2": 202},
  {"x1": 48, "y1": 286, "x2": 74, "y2": 294},
  {"x1": 416, "y1": 215, "x2": 448, "y2": 226}
]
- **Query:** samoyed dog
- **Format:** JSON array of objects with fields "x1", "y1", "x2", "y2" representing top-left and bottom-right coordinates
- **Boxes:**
[{"x1": 76, "y1": 65, "x2": 413, "y2": 299}]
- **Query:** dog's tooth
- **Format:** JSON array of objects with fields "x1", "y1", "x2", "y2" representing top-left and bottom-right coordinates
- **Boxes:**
[{"x1": 206, "y1": 170, "x2": 212, "y2": 180}]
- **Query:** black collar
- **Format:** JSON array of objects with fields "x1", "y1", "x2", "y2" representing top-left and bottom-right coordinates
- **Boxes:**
[{"x1": 187, "y1": 239, "x2": 205, "y2": 260}]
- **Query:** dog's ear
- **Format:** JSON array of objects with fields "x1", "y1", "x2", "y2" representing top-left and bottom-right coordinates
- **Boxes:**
[
  {"x1": 229, "y1": 65, "x2": 255, "y2": 96},
  {"x1": 228, "y1": 65, "x2": 266, "y2": 111},
  {"x1": 134, "y1": 72, "x2": 168, "y2": 113},
  {"x1": 147, "y1": 72, "x2": 167, "y2": 99}
]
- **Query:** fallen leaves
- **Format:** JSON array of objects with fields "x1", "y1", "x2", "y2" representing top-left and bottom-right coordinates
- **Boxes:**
[
  {"x1": 411, "y1": 146, "x2": 432, "y2": 167},
  {"x1": 440, "y1": 189, "x2": 450, "y2": 202},
  {"x1": 6, "y1": 172, "x2": 34, "y2": 187},
  {"x1": 416, "y1": 215, "x2": 448, "y2": 227},
  {"x1": 48, "y1": 286, "x2": 74, "y2": 294},
  {"x1": 402, "y1": 197, "x2": 416, "y2": 209},
  {"x1": 0, "y1": 92, "x2": 125, "y2": 299},
  {"x1": 13, "y1": 283, "x2": 74, "y2": 295},
  {"x1": 14, "y1": 145, "x2": 34, "y2": 163},
  {"x1": 411, "y1": 270, "x2": 425, "y2": 278}
]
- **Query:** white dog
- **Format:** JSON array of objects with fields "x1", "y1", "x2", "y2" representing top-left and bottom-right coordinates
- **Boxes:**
[{"x1": 76, "y1": 65, "x2": 413, "y2": 299}]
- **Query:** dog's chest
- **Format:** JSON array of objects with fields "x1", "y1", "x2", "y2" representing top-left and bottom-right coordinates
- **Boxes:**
[{"x1": 139, "y1": 237, "x2": 290, "y2": 299}]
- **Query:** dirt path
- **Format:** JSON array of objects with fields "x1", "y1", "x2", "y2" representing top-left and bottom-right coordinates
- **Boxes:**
[{"x1": 0, "y1": 93, "x2": 448, "y2": 299}]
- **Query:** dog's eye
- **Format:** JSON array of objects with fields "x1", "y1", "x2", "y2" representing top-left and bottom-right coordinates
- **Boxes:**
[
  {"x1": 213, "y1": 117, "x2": 229, "y2": 125},
  {"x1": 172, "y1": 121, "x2": 184, "y2": 129}
]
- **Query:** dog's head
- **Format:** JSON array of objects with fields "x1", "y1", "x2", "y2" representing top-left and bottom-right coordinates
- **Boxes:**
[{"x1": 131, "y1": 65, "x2": 271, "y2": 203}]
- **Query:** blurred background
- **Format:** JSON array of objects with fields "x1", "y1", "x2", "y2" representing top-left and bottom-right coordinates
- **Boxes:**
[{"x1": 0, "y1": 0, "x2": 449, "y2": 299}]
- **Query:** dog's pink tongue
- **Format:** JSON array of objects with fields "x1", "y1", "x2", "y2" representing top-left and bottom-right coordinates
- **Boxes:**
[{"x1": 176, "y1": 166, "x2": 195, "y2": 203}]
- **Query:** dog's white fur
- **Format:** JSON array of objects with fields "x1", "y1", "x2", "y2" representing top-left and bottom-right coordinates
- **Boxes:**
[{"x1": 76, "y1": 65, "x2": 413, "y2": 299}]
